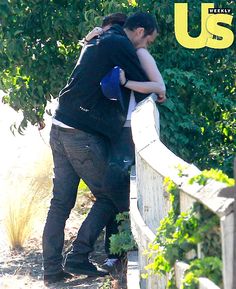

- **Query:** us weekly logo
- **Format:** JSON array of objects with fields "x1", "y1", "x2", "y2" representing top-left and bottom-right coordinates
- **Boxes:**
[{"x1": 174, "y1": 3, "x2": 234, "y2": 49}]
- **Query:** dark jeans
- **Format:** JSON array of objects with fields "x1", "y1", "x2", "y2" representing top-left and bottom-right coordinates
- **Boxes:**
[
  {"x1": 104, "y1": 127, "x2": 135, "y2": 257},
  {"x1": 103, "y1": 127, "x2": 135, "y2": 213},
  {"x1": 43, "y1": 125, "x2": 134, "y2": 275}
]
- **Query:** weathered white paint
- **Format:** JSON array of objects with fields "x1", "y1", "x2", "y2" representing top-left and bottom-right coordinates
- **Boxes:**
[
  {"x1": 127, "y1": 251, "x2": 140, "y2": 289},
  {"x1": 199, "y1": 278, "x2": 221, "y2": 289},
  {"x1": 180, "y1": 190, "x2": 196, "y2": 212},
  {"x1": 136, "y1": 153, "x2": 169, "y2": 232},
  {"x1": 130, "y1": 167, "x2": 165, "y2": 289},
  {"x1": 221, "y1": 213, "x2": 234, "y2": 289},
  {"x1": 130, "y1": 96, "x2": 234, "y2": 289}
]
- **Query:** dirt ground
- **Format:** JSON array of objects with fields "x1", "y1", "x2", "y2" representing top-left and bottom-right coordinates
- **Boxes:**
[{"x1": 0, "y1": 205, "x2": 127, "y2": 289}]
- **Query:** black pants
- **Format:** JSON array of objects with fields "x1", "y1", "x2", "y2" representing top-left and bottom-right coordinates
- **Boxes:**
[
  {"x1": 42, "y1": 125, "x2": 134, "y2": 275},
  {"x1": 103, "y1": 127, "x2": 135, "y2": 256}
]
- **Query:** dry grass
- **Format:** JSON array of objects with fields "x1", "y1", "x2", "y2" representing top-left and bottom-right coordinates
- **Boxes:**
[
  {"x1": 3, "y1": 146, "x2": 94, "y2": 249},
  {"x1": 3, "y1": 148, "x2": 53, "y2": 249}
]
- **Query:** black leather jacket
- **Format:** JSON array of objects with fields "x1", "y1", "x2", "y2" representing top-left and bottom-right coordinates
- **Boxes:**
[{"x1": 55, "y1": 25, "x2": 148, "y2": 140}]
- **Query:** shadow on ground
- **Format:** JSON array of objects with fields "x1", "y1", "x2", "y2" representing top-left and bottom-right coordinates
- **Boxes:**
[{"x1": 0, "y1": 229, "x2": 127, "y2": 289}]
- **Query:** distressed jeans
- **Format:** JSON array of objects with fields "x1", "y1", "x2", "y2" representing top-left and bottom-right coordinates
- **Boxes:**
[{"x1": 42, "y1": 125, "x2": 134, "y2": 275}]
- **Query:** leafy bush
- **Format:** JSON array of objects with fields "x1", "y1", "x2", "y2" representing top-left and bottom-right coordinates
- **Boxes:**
[
  {"x1": 182, "y1": 257, "x2": 222, "y2": 289},
  {"x1": 109, "y1": 212, "x2": 137, "y2": 256},
  {"x1": 189, "y1": 168, "x2": 235, "y2": 186}
]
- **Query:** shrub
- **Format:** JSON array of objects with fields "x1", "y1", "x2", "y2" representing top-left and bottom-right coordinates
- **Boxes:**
[{"x1": 109, "y1": 212, "x2": 137, "y2": 256}]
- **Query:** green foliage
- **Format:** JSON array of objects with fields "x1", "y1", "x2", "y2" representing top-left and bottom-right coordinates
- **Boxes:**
[
  {"x1": 148, "y1": 0, "x2": 236, "y2": 177},
  {"x1": 181, "y1": 271, "x2": 198, "y2": 289},
  {"x1": 0, "y1": 0, "x2": 135, "y2": 132},
  {"x1": 182, "y1": 257, "x2": 223, "y2": 289},
  {"x1": 78, "y1": 179, "x2": 89, "y2": 194},
  {"x1": 100, "y1": 276, "x2": 112, "y2": 289},
  {"x1": 145, "y1": 177, "x2": 222, "y2": 288},
  {"x1": 109, "y1": 212, "x2": 137, "y2": 256},
  {"x1": 0, "y1": 0, "x2": 235, "y2": 175},
  {"x1": 189, "y1": 168, "x2": 235, "y2": 186},
  {"x1": 163, "y1": 177, "x2": 180, "y2": 217}
]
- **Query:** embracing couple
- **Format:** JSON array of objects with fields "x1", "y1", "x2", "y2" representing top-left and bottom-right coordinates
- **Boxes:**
[{"x1": 42, "y1": 11, "x2": 166, "y2": 285}]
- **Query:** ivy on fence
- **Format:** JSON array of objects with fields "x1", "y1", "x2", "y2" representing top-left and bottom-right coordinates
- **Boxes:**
[{"x1": 143, "y1": 168, "x2": 234, "y2": 288}]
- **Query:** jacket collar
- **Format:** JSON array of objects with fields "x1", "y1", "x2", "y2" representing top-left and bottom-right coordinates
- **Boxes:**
[{"x1": 108, "y1": 24, "x2": 127, "y2": 37}]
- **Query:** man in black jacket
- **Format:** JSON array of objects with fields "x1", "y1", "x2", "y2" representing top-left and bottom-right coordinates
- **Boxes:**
[{"x1": 43, "y1": 12, "x2": 158, "y2": 284}]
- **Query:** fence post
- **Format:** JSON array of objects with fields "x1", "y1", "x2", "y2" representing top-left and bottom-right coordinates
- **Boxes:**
[{"x1": 219, "y1": 159, "x2": 236, "y2": 289}]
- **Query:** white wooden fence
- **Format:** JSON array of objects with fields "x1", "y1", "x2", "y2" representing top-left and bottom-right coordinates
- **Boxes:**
[{"x1": 128, "y1": 96, "x2": 234, "y2": 289}]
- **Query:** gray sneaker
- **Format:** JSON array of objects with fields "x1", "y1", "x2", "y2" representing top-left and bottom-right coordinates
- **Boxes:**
[{"x1": 102, "y1": 258, "x2": 120, "y2": 271}]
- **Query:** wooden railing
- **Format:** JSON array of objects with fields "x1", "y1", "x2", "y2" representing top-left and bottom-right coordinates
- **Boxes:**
[{"x1": 129, "y1": 96, "x2": 234, "y2": 289}]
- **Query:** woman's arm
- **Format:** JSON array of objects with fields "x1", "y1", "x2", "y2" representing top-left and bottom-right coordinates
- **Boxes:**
[
  {"x1": 120, "y1": 48, "x2": 166, "y2": 102},
  {"x1": 84, "y1": 27, "x2": 103, "y2": 43}
]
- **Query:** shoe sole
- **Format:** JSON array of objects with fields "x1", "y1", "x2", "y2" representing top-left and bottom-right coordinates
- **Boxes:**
[
  {"x1": 44, "y1": 272, "x2": 73, "y2": 285},
  {"x1": 64, "y1": 266, "x2": 109, "y2": 277}
]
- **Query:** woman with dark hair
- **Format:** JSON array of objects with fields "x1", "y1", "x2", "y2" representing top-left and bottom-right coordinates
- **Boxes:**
[{"x1": 84, "y1": 13, "x2": 127, "y2": 44}]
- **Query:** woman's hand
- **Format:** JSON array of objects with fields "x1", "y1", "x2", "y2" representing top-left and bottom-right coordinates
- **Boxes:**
[
  {"x1": 38, "y1": 120, "x2": 46, "y2": 130},
  {"x1": 85, "y1": 27, "x2": 103, "y2": 42},
  {"x1": 156, "y1": 93, "x2": 167, "y2": 103},
  {"x1": 119, "y1": 68, "x2": 127, "y2": 86}
]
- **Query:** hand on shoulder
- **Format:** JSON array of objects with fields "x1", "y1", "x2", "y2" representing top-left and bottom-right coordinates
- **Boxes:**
[{"x1": 85, "y1": 27, "x2": 104, "y2": 42}]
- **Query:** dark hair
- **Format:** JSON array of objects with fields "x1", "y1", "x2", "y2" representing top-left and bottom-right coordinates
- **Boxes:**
[
  {"x1": 102, "y1": 12, "x2": 127, "y2": 28},
  {"x1": 123, "y1": 12, "x2": 159, "y2": 36}
]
